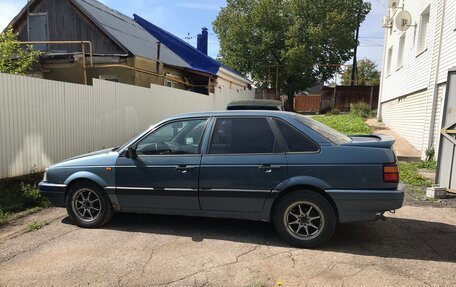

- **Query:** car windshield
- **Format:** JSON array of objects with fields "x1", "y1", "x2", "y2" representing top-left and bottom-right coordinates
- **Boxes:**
[
  {"x1": 294, "y1": 114, "x2": 352, "y2": 145},
  {"x1": 117, "y1": 127, "x2": 152, "y2": 152}
]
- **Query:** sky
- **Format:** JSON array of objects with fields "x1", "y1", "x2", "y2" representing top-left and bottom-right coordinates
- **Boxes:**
[{"x1": 0, "y1": 0, "x2": 387, "y2": 67}]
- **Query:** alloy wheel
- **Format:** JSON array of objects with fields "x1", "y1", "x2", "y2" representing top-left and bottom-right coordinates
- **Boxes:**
[
  {"x1": 283, "y1": 201, "x2": 325, "y2": 240},
  {"x1": 72, "y1": 188, "x2": 102, "y2": 223}
]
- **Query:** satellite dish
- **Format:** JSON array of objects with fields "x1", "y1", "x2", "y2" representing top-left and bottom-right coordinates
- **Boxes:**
[{"x1": 395, "y1": 10, "x2": 412, "y2": 32}]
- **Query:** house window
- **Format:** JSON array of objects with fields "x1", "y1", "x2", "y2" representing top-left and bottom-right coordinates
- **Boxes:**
[
  {"x1": 165, "y1": 80, "x2": 178, "y2": 88},
  {"x1": 397, "y1": 34, "x2": 405, "y2": 69},
  {"x1": 99, "y1": 75, "x2": 119, "y2": 82},
  {"x1": 386, "y1": 46, "x2": 393, "y2": 76},
  {"x1": 417, "y1": 6, "x2": 430, "y2": 55}
]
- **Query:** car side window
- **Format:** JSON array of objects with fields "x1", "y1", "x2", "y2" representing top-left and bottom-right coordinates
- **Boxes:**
[
  {"x1": 209, "y1": 118, "x2": 278, "y2": 154},
  {"x1": 136, "y1": 119, "x2": 207, "y2": 155},
  {"x1": 274, "y1": 119, "x2": 319, "y2": 152}
]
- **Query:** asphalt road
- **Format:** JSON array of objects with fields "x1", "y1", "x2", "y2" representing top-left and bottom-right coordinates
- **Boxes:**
[{"x1": 0, "y1": 205, "x2": 455, "y2": 287}]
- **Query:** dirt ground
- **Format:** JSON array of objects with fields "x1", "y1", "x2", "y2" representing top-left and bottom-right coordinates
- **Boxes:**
[{"x1": 0, "y1": 204, "x2": 455, "y2": 287}]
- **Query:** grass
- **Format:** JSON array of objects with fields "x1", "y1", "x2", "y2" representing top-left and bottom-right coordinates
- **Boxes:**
[
  {"x1": 28, "y1": 220, "x2": 48, "y2": 231},
  {"x1": 398, "y1": 161, "x2": 436, "y2": 187},
  {"x1": 313, "y1": 114, "x2": 373, "y2": 135},
  {"x1": 0, "y1": 174, "x2": 50, "y2": 226}
]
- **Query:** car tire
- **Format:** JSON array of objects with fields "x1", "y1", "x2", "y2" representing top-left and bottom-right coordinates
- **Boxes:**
[
  {"x1": 274, "y1": 189, "x2": 336, "y2": 248},
  {"x1": 66, "y1": 181, "x2": 113, "y2": 228}
]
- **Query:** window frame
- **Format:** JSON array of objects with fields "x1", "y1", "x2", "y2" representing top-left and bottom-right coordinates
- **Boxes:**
[
  {"x1": 396, "y1": 33, "x2": 406, "y2": 70},
  {"x1": 417, "y1": 5, "x2": 430, "y2": 56},
  {"x1": 386, "y1": 46, "x2": 393, "y2": 76},
  {"x1": 272, "y1": 118, "x2": 321, "y2": 154},
  {"x1": 125, "y1": 117, "x2": 210, "y2": 157},
  {"x1": 206, "y1": 116, "x2": 287, "y2": 155},
  {"x1": 164, "y1": 79, "x2": 178, "y2": 88}
]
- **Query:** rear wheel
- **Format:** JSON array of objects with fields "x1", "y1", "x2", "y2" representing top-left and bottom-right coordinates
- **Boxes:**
[
  {"x1": 274, "y1": 190, "x2": 336, "y2": 248},
  {"x1": 66, "y1": 181, "x2": 113, "y2": 228}
]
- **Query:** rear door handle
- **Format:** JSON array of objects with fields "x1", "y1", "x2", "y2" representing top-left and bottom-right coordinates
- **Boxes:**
[
  {"x1": 258, "y1": 165, "x2": 281, "y2": 173},
  {"x1": 176, "y1": 166, "x2": 196, "y2": 174}
]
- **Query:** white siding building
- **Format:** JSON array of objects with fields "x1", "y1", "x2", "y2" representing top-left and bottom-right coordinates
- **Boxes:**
[{"x1": 378, "y1": 0, "x2": 456, "y2": 159}]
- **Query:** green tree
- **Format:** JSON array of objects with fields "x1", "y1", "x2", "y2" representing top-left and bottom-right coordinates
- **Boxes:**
[
  {"x1": 213, "y1": 0, "x2": 371, "y2": 99},
  {"x1": 0, "y1": 27, "x2": 41, "y2": 75},
  {"x1": 341, "y1": 58, "x2": 380, "y2": 85}
]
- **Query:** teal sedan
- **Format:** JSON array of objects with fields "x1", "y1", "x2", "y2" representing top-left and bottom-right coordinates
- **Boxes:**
[{"x1": 39, "y1": 111, "x2": 403, "y2": 248}]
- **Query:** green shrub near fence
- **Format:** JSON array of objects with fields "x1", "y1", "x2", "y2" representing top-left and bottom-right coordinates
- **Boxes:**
[
  {"x1": 0, "y1": 174, "x2": 50, "y2": 225},
  {"x1": 349, "y1": 102, "x2": 376, "y2": 118}
]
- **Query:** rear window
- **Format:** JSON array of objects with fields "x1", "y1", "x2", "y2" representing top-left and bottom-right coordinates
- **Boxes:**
[
  {"x1": 294, "y1": 114, "x2": 352, "y2": 145},
  {"x1": 274, "y1": 119, "x2": 319, "y2": 152}
]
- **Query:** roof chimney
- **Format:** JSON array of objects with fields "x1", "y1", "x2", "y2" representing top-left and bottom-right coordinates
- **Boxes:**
[{"x1": 196, "y1": 27, "x2": 208, "y2": 55}]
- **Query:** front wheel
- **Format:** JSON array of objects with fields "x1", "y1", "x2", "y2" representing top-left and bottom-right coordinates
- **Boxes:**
[
  {"x1": 274, "y1": 190, "x2": 336, "y2": 248},
  {"x1": 66, "y1": 181, "x2": 113, "y2": 228}
]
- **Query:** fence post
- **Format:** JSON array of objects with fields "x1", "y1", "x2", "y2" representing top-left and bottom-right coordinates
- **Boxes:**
[{"x1": 369, "y1": 85, "x2": 374, "y2": 109}]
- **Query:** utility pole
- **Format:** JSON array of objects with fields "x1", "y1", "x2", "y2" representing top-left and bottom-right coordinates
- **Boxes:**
[{"x1": 351, "y1": 8, "x2": 360, "y2": 86}]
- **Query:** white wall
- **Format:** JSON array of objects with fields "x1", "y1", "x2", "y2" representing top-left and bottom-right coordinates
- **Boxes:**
[
  {"x1": 0, "y1": 73, "x2": 254, "y2": 179},
  {"x1": 380, "y1": 0, "x2": 435, "y2": 103},
  {"x1": 438, "y1": 1, "x2": 456, "y2": 83},
  {"x1": 379, "y1": 0, "x2": 456, "y2": 157},
  {"x1": 381, "y1": 90, "x2": 428, "y2": 151},
  {"x1": 214, "y1": 76, "x2": 255, "y2": 108}
]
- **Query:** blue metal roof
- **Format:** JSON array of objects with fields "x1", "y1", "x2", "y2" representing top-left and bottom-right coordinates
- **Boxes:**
[{"x1": 134, "y1": 14, "x2": 246, "y2": 78}]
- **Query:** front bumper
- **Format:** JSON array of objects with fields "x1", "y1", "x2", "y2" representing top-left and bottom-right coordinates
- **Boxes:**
[
  {"x1": 38, "y1": 181, "x2": 67, "y2": 207},
  {"x1": 327, "y1": 184, "x2": 405, "y2": 223}
]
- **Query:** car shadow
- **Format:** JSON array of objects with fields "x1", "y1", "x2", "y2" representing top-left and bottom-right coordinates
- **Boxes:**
[{"x1": 62, "y1": 213, "x2": 456, "y2": 263}]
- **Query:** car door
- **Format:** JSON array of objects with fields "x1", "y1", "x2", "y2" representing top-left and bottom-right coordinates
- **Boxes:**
[
  {"x1": 199, "y1": 116, "x2": 288, "y2": 213},
  {"x1": 115, "y1": 118, "x2": 208, "y2": 211}
]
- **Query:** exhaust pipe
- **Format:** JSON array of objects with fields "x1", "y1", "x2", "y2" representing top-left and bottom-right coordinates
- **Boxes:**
[{"x1": 376, "y1": 212, "x2": 387, "y2": 221}]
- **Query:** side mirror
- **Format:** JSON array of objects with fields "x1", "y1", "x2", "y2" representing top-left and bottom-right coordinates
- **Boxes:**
[{"x1": 125, "y1": 146, "x2": 137, "y2": 158}]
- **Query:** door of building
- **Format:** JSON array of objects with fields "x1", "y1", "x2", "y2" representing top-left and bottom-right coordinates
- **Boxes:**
[
  {"x1": 28, "y1": 13, "x2": 49, "y2": 51},
  {"x1": 437, "y1": 69, "x2": 456, "y2": 190}
]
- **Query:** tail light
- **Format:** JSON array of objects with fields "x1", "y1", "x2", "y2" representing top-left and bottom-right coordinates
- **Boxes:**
[{"x1": 383, "y1": 164, "x2": 399, "y2": 183}]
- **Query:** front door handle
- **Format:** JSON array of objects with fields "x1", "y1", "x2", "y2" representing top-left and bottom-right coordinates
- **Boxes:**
[
  {"x1": 176, "y1": 166, "x2": 195, "y2": 174},
  {"x1": 258, "y1": 165, "x2": 281, "y2": 173}
]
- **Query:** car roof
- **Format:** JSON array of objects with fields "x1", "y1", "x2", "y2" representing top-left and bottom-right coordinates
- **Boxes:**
[
  {"x1": 226, "y1": 99, "x2": 282, "y2": 107},
  {"x1": 165, "y1": 110, "x2": 296, "y2": 121}
]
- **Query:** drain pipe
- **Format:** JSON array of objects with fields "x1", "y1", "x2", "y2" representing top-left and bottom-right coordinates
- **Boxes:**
[
  {"x1": 426, "y1": 0, "x2": 446, "y2": 153},
  {"x1": 377, "y1": 11, "x2": 390, "y2": 121}
]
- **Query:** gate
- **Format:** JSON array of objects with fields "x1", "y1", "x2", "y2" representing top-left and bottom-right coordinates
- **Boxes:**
[{"x1": 436, "y1": 69, "x2": 456, "y2": 190}]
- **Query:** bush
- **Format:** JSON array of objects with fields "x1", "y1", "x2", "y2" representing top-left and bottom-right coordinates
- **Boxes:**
[
  {"x1": 425, "y1": 147, "x2": 435, "y2": 162},
  {"x1": 327, "y1": 108, "x2": 340, "y2": 115},
  {"x1": 0, "y1": 210, "x2": 9, "y2": 225},
  {"x1": 319, "y1": 107, "x2": 331, "y2": 114},
  {"x1": 21, "y1": 183, "x2": 51, "y2": 209},
  {"x1": 349, "y1": 102, "x2": 373, "y2": 118},
  {"x1": 0, "y1": 174, "x2": 50, "y2": 219}
]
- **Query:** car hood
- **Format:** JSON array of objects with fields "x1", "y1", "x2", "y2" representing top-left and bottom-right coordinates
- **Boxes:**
[{"x1": 52, "y1": 148, "x2": 119, "y2": 168}]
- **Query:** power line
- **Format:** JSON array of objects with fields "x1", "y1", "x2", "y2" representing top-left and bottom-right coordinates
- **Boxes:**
[
  {"x1": 181, "y1": 32, "x2": 216, "y2": 40},
  {"x1": 373, "y1": 0, "x2": 386, "y2": 8}
]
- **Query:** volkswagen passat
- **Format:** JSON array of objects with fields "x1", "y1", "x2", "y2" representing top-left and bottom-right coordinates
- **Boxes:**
[{"x1": 39, "y1": 111, "x2": 404, "y2": 248}]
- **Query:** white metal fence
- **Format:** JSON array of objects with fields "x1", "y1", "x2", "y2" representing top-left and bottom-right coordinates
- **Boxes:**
[{"x1": 0, "y1": 73, "x2": 254, "y2": 179}]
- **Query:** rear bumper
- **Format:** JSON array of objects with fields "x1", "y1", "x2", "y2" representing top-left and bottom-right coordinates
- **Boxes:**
[
  {"x1": 38, "y1": 181, "x2": 67, "y2": 207},
  {"x1": 327, "y1": 185, "x2": 404, "y2": 223}
]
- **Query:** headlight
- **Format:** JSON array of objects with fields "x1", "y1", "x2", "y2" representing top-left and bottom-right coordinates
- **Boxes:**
[{"x1": 43, "y1": 168, "x2": 48, "y2": 182}]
